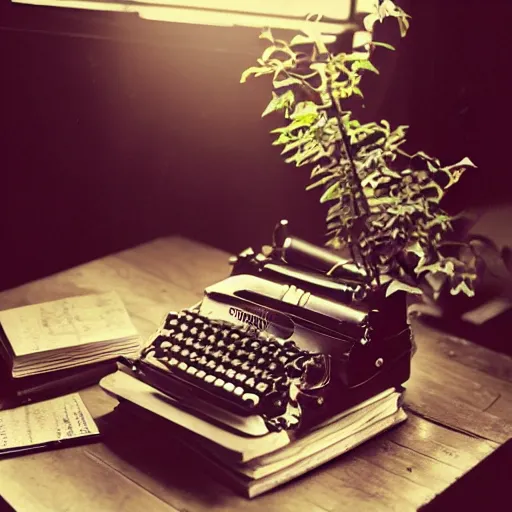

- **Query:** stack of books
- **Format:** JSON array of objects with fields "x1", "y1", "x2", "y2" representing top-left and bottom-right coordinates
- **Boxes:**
[
  {"x1": 101, "y1": 369, "x2": 406, "y2": 498},
  {"x1": 0, "y1": 291, "x2": 140, "y2": 409}
]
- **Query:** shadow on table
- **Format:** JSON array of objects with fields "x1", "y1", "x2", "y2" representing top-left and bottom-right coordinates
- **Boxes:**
[{"x1": 88, "y1": 402, "x2": 376, "y2": 509}]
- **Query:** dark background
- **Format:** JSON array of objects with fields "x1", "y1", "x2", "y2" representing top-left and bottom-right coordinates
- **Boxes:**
[{"x1": 0, "y1": 0, "x2": 511, "y2": 292}]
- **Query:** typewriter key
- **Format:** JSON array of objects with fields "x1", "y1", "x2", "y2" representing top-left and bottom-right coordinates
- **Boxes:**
[
  {"x1": 185, "y1": 338, "x2": 195, "y2": 347},
  {"x1": 204, "y1": 374, "x2": 216, "y2": 384},
  {"x1": 236, "y1": 351, "x2": 248, "y2": 361},
  {"x1": 235, "y1": 373, "x2": 247, "y2": 382},
  {"x1": 245, "y1": 377, "x2": 256, "y2": 388},
  {"x1": 247, "y1": 353, "x2": 256, "y2": 361},
  {"x1": 221, "y1": 353, "x2": 232, "y2": 364},
  {"x1": 160, "y1": 341, "x2": 172, "y2": 350},
  {"x1": 180, "y1": 324, "x2": 189, "y2": 332},
  {"x1": 226, "y1": 369, "x2": 236, "y2": 379},
  {"x1": 212, "y1": 349, "x2": 223, "y2": 360},
  {"x1": 196, "y1": 370, "x2": 206, "y2": 379},
  {"x1": 252, "y1": 368, "x2": 263, "y2": 378},
  {"x1": 256, "y1": 382, "x2": 269, "y2": 393},
  {"x1": 206, "y1": 360, "x2": 217, "y2": 370},
  {"x1": 214, "y1": 378, "x2": 225, "y2": 388},
  {"x1": 234, "y1": 386, "x2": 244, "y2": 397},
  {"x1": 180, "y1": 349, "x2": 190, "y2": 358},
  {"x1": 168, "y1": 358, "x2": 179, "y2": 367},
  {"x1": 231, "y1": 359, "x2": 242, "y2": 367},
  {"x1": 193, "y1": 341, "x2": 203, "y2": 351},
  {"x1": 178, "y1": 362, "x2": 188, "y2": 371},
  {"x1": 241, "y1": 361, "x2": 251, "y2": 372},
  {"x1": 207, "y1": 334, "x2": 216, "y2": 344},
  {"x1": 189, "y1": 326, "x2": 199, "y2": 336},
  {"x1": 171, "y1": 345, "x2": 181, "y2": 354},
  {"x1": 242, "y1": 393, "x2": 260, "y2": 407},
  {"x1": 223, "y1": 382, "x2": 235, "y2": 393},
  {"x1": 257, "y1": 357, "x2": 266, "y2": 366},
  {"x1": 186, "y1": 366, "x2": 198, "y2": 376},
  {"x1": 215, "y1": 365, "x2": 227, "y2": 375}
]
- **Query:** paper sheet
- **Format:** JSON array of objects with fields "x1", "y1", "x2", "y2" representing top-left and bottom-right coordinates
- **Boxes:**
[{"x1": 0, "y1": 394, "x2": 99, "y2": 452}]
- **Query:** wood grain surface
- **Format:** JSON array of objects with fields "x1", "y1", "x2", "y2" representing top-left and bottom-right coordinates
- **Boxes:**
[{"x1": 0, "y1": 236, "x2": 511, "y2": 512}]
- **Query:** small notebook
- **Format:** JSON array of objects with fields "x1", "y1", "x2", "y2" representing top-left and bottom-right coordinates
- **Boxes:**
[
  {"x1": 0, "y1": 292, "x2": 141, "y2": 378},
  {"x1": 0, "y1": 393, "x2": 100, "y2": 457}
]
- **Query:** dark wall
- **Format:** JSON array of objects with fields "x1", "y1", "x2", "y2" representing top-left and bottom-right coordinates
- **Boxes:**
[
  {"x1": 0, "y1": 0, "x2": 511, "y2": 291},
  {"x1": 406, "y1": 0, "x2": 512, "y2": 211}
]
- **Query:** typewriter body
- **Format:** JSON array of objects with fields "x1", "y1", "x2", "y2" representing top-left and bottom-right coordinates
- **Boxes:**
[{"x1": 132, "y1": 221, "x2": 413, "y2": 432}]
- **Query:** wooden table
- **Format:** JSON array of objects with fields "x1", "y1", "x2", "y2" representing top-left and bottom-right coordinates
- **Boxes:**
[{"x1": 0, "y1": 236, "x2": 511, "y2": 512}]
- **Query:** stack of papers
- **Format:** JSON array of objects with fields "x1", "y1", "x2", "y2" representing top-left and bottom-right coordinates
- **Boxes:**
[{"x1": 0, "y1": 292, "x2": 140, "y2": 378}]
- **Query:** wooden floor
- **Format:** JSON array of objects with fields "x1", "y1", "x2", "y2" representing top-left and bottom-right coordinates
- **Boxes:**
[{"x1": 0, "y1": 236, "x2": 511, "y2": 511}]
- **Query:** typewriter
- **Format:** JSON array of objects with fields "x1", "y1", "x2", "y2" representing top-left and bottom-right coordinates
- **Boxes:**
[{"x1": 128, "y1": 220, "x2": 413, "y2": 432}]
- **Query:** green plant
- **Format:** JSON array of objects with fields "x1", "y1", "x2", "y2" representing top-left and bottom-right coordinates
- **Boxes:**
[{"x1": 241, "y1": 1, "x2": 478, "y2": 297}]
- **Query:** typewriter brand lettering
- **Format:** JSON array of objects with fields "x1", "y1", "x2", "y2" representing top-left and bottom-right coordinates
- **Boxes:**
[{"x1": 228, "y1": 307, "x2": 268, "y2": 330}]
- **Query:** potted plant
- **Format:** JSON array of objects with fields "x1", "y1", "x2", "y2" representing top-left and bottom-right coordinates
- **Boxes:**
[{"x1": 240, "y1": 0, "x2": 478, "y2": 303}]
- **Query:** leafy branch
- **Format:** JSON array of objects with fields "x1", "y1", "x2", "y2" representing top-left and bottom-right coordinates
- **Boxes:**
[{"x1": 241, "y1": 1, "x2": 478, "y2": 296}]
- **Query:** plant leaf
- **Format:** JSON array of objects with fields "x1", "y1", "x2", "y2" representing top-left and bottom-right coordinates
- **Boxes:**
[
  {"x1": 306, "y1": 174, "x2": 335, "y2": 191},
  {"x1": 352, "y1": 86, "x2": 364, "y2": 97},
  {"x1": 290, "y1": 34, "x2": 314, "y2": 46},
  {"x1": 353, "y1": 60, "x2": 379, "y2": 74},
  {"x1": 240, "y1": 66, "x2": 272, "y2": 83},
  {"x1": 371, "y1": 41, "x2": 396, "y2": 51},
  {"x1": 261, "y1": 90, "x2": 295, "y2": 117},
  {"x1": 385, "y1": 279, "x2": 423, "y2": 297},
  {"x1": 259, "y1": 28, "x2": 274, "y2": 43},
  {"x1": 320, "y1": 182, "x2": 340, "y2": 203}
]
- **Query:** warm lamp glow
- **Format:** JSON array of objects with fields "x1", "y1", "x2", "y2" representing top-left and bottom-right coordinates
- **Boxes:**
[{"x1": 12, "y1": 0, "x2": 374, "y2": 34}]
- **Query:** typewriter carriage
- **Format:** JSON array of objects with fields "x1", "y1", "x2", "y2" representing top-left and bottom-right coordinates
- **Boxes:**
[{"x1": 203, "y1": 220, "x2": 415, "y2": 414}]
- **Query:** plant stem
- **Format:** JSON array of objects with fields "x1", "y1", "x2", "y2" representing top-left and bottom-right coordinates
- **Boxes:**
[{"x1": 326, "y1": 83, "x2": 374, "y2": 281}]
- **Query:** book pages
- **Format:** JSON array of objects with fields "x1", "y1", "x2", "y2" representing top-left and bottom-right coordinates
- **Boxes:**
[{"x1": 0, "y1": 291, "x2": 138, "y2": 357}]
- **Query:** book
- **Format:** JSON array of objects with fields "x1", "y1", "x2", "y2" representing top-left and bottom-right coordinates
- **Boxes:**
[
  {"x1": 206, "y1": 409, "x2": 407, "y2": 498},
  {"x1": 100, "y1": 371, "x2": 406, "y2": 497},
  {"x1": 0, "y1": 291, "x2": 141, "y2": 378},
  {"x1": 0, "y1": 359, "x2": 117, "y2": 410},
  {"x1": 0, "y1": 393, "x2": 100, "y2": 458}
]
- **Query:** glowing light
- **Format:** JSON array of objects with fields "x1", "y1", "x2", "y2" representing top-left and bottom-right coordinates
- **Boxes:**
[{"x1": 12, "y1": 0, "x2": 374, "y2": 34}]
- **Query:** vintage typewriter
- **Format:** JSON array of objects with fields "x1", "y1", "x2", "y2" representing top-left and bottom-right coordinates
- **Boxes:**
[{"x1": 128, "y1": 220, "x2": 413, "y2": 432}]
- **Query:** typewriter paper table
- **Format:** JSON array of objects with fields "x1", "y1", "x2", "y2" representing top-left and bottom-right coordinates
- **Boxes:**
[{"x1": 0, "y1": 236, "x2": 511, "y2": 512}]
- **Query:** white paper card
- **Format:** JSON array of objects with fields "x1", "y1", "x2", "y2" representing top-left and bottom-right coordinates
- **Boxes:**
[{"x1": 0, "y1": 393, "x2": 99, "y2": 451}]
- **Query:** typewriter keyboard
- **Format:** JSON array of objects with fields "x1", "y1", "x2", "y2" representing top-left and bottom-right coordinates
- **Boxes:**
[{"x1": 139, "y1": 309, "x2": 329, "y2": 430}]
